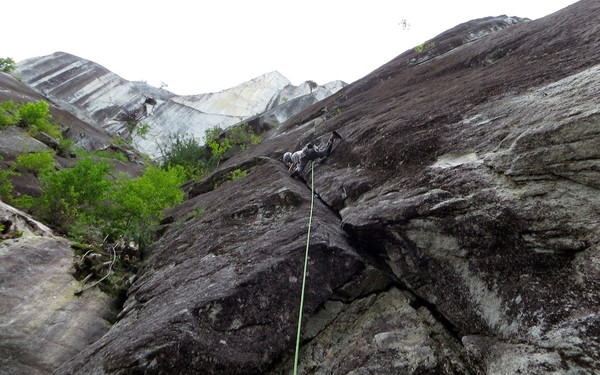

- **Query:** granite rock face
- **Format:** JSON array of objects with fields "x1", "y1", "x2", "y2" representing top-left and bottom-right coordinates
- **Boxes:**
[
  {"x1": 0, "y1": 202, "x2": 117, "y2": 375},
  {"x1": 15, "y1": 54, "x2": 345, "y2": 158},
  {"x1": 4, "y1": 1, "x2": 600, "y2": 374},
  {"x1": 0, "y1": 71, "x2": 115, "y2": 153}
]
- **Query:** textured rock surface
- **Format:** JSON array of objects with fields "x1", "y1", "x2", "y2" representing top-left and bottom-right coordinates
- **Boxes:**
[
  {"x1": 0, "y1": 71, "x2": 115, "y2": 152},
  {"x1": 0, "y1": 202, "x2": 116, "y2": 375},
  {"x1": 15, "y1": 55, "x2": 345, "y2": 158},
  {"x1": 4, "y1": 1, "x2": 600, "y2": 374}
]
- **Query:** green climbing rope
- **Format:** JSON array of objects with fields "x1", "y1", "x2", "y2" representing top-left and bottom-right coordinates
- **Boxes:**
[{"x1": 293, "y1": 161, "x2": 315, "y2": 375}]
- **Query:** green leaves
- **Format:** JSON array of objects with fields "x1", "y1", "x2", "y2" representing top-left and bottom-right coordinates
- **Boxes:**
[
  {"x1": 0, "y1": 100, "x2": 18, "y2": 128},
  {"x1": 112, "y1": 165, "x2": 185, "y2": 221},
  {"x1": 35, "y1": 157, "x2": 186, "y2": 250},
  {"x1": 37, "y1": 157, "x2": 113, "y2": 228},
  {"x1": 0, "y1": 57, "x2": 16, "y2": 73},
  {"x1": 0, "y1": 99, "x2": 63, "y2": 139},
  {"x1": 13, "y1": 150, "x2": 56, "y2": 176},
  {"x1": 99, "y1": 165, "x2": 186, "y2": 248},
  {"x1": 0, "y1": 156, "x2": 17, "y2": 201},
  {"x1": 160, "y1": 132, "x2": 210, "y2": 181},
  {"x1": 18, "y1": 100, "x2": 63, "y2": 139}
]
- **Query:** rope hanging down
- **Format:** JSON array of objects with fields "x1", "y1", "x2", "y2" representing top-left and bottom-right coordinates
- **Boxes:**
[{"x1": 293, "y1": 161, "x2": 315, "y2": 375}]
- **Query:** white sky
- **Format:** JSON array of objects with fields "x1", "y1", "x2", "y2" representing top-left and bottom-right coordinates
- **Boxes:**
[{"x1": 4, "y1": 1, "x2": 579, "y2": 95}]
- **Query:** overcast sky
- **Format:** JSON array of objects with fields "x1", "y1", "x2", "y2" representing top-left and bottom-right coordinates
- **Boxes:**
[{"x1": 4, "y1": 1, "x2": 579, "y2": 95}]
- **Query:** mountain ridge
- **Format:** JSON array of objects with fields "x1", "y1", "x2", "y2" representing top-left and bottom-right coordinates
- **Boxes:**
[{"x1": 15, "y1": 52, "x2": 346, "y2": 158}]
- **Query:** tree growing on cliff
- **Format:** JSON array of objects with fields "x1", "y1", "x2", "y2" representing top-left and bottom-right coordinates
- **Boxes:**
[
  {"x1": 0, "y1": 100, "x2": 18, "y2": 128},
  {"x1": 37, "y1": 157, "x2": 113, "y2": 231},
  {"x1": 160, "y1": 132, "x2": 211, "y2": 181},
  {"x1": 103, "y1": 165, "x2": 185, "y2": 248},
  {"x1": 0, "y1": 57, "x2": 16, "y2": 73}
]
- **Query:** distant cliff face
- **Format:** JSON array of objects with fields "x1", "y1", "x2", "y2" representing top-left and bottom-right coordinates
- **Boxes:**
[
  {"x1": 16, "y1": 54, "x2": 345, "y2": 158},
  {"x1": 4, "y1": 2, "x2": 600, "y2": 375}
]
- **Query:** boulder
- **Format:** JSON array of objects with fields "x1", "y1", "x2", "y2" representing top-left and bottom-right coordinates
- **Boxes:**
[{"x1": 0, "y1": 202, "x2": 117, "y2": 375}]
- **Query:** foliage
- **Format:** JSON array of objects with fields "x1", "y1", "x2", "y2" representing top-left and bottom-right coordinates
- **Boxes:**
[
  {"x1": 204, "y1": 123, "x2": 261, "y2": 164},
  {"x1": 36, "y1": 157, "x2": 113, "y2": 231},
  {"x1": 13, "y1": 150, "x2": 55, "y2": 176},
  {"x1": 18, "y1": 100, "x2": 51, "y2": 126},
  {"x1": 11, "y1": 194, "x2": 34, "y2": 210},
  {"x1": 0, "y1": 167, "x2": 17, "y2": 202},
  {"x1": 1, "y1": 99, "x2": 62, "y2": 139},
  {"x1": 33, "y1": 154, "x2": 186, "y2": 251},
  {"x1": 415, "y1": 40, "x2": 436, "y2": 54},
  {"x1": 228, "y1": 122, "x2": 262, "y2": 150},
  {"x1": 57, "y1": 138, "x2": 77, "y2": 157},
  {"x1": 229, "y1": 168, "x2": 247, "y2": 181},
  {"x1": 94, "y1": 165, "x2": 186, "y2": 248},
  {"x1": 160, "y1": 132, "x2": 211, "y2": 181},
  {"x1": 0, "y1": 100, "x2": 18, "y2": 128},
  {"x1": 205, "y1": 126, "x2": 232, "y2": 163},
  {"x1": 17, "y1": 100, "x2": 63, "y2": 139},
  {"x1": 160, "y1": 124, "x2": 261, "y2": 183},
  {"x1": 126, "y1": 121, "x2": 151, "y2": 139},
  {"x1": 0, "y1": 57, "x2": 16, "y2": 73},
  {"x1": 307, "y1": 80, "x2": 318, "y2": 93},
  {"x1": 92, "y1": 149, "x2": 128, "y2": 162},
  {"x1": 136, "y1": 122, "x2": 151, "y2": 138},
  {"x1": 111, "y1": 166, "x2": 185, "y2": 225}
]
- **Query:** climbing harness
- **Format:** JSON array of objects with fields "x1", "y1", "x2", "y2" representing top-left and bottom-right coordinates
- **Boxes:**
[{"x1": 293, "y1": 161, "x2": 315, "y2": 375}]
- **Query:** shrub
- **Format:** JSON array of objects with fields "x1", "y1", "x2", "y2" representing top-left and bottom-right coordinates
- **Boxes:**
[
  {"x1": 136, "y1": 122, "x2": 150, "y2": 138},
  {"x1": 36, "y1": 157, "x2": 113, "y2": 231},
  {"x1": 205, "y1": 126, "x2": 232, "y2": 163},
  {"x1": 415, "y1": 40, "x2": 436, "y2": 54},
  {"x1": 13, "y1": 150, "x2": 55, "y2": 176},
  {"x1": 17, "y1": 100, "x2": 51, "y2": 126},
  {"x1": 160, "y1": 124, "x2": 261, "y2": 183},
  {"x1": 97, "y1": 165, "x2": 186, "y2": 248},
  {"x1": 11, "y1": 194, "x2": 34, "y2": 210},
  {"x1": 229, "y1": 168, "x2": 247, "y2": 181},
  {"x1": 0, "y1": 100, "x2": 18, "y2": 128},
  {"x1": 92, "y1": 149, "x2": 128, "y2": 162},
  {"x1": 0, "y1": 57, "x2": 16, "y2": 73},
  {"x1": 160, "y1": 132, "x2": 211, "y2": 181},
  {"x1": 57, "y1": 138, "x2": 77, "y2": 157},
  {"x1": 0, "y1": 167, "x2": 17, "y2": 202},
  {"x1": 17, "y1": 100, "x2": 62, "y2": 139},
  {"x1": 204, "y1": 124, "x2": 260, "y2": 165},
  {"x1": 228, "y1": 122, "x2": 261, "y2": 150}
]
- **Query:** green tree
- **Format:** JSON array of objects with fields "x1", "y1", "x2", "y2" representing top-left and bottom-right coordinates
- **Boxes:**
[
  {"x1": 13, "y1": 150, "x2": 55, "y2": 176},
  {"x1": 205, "y1": 126, "x2": 232, "y2": 164},
  {"x1": 159, "y1": 124, "x2": 261, "y2": 183},
  {"x1": 36, "y1": 157, "x2": 113, "y2": 231},
  {"x1": 228, "y1": 123, "x2": 261, "y2": 150},
  {"x1": 100, "y1": 165, "x2": 186, "y2": 248},
  {"x1": 17, "y1": 100, "x2": 62, "y2": 139},
  {"x1": 0, "y1": 157, "x2": 17, "y2": 202},
  {"x1": 160, "y1": 132, "x2": 210, "y2": 180},
  {"x1": 0, "y1": 100, "x2": 19, "y2": 128},
  {"x1": 0, "y1": 57, "x2": 16, "y2": 73}
]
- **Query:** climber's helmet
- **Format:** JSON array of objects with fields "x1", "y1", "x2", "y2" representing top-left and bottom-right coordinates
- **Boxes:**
[{"x1": 283, "y1": 152, "x2": 292, "y2": 165}]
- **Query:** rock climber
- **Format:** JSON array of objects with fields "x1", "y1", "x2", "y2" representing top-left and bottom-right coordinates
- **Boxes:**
[{"x1": 282, "y1": 131, "x2": 341, "y2": 180}]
